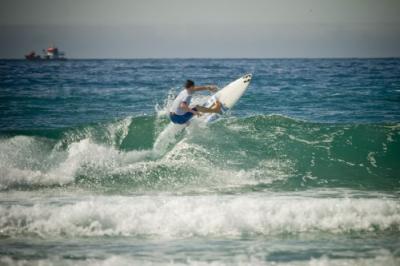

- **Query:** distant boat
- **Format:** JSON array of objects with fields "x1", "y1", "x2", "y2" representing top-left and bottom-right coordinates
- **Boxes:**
[
  {"x1": 25, "y1": 51, "x2": 41, "y2": 60},
  {"x1": 25, "y1": 45, "x2": 67, "y2": 60}
]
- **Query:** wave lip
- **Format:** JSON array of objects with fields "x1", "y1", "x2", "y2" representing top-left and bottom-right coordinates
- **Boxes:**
[{"x1": 1, "y1": 195, "x2": 399, "y2": 238}]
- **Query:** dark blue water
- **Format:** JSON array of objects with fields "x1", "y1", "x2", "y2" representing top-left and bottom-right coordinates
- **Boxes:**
[
  {"x1": 1, "y1": 59, "x2": 400, "y2": 130},
  {"x1": 0, "y1": 59, "x2": 399, "y2": 265}
]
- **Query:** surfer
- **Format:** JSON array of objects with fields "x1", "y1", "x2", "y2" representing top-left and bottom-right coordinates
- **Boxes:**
[{"x1": 169, "y1": 80, "x2": 222, "y2": 124}]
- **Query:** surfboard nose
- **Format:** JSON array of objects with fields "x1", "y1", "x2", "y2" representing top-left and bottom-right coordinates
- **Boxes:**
[{"x1": 243, "y1": 73, "x2": 252, "y2": 83}]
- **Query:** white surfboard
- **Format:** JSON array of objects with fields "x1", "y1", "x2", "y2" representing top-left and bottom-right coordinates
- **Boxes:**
[{"x1": 201, "y1": 74, "x2": 252, "y2": 123}]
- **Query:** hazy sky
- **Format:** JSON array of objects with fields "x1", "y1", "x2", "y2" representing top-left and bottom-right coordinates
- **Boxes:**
[{"x1": 1, "y1": 0, "x2": 400, "y2": 58}]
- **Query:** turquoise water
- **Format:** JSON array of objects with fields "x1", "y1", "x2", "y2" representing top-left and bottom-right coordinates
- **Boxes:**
[{"x1": 0, "y1": 59, "x2": 399, "y2": 265}]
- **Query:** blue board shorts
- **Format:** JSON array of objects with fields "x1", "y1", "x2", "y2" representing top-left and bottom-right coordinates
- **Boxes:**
[{"x1": 170, "y1": 108, "x2": 197, "y2": 124}]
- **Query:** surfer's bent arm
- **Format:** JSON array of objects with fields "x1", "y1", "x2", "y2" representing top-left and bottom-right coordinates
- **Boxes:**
[
  {"x1": 180, "y1": 102, "x2": 198, "y2": 115},
  {"x1": 191, "y1": 85, "x2": 218, "y2": 93}
]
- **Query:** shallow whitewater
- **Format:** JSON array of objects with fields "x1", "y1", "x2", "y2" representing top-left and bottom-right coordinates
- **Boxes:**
[
  {"x1": 1, "y1": 192, "x2": 399, "y2": 238},
  {"x1": 0, "y1": 188, "x2": 399, "y2": 265}
]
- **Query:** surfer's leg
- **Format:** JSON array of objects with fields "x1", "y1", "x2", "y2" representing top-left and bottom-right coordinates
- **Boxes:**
[
  {"x1": 195, "y1": 101, "x2": 222, "y2": 114},
  {"x1": 170, "y1": 111, "x2": 194, "y2": 124}
]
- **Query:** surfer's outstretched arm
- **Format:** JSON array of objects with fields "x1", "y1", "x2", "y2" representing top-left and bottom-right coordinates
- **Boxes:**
[{"x1": 191, "y1": 85, "x2": 218, "y2": 93}]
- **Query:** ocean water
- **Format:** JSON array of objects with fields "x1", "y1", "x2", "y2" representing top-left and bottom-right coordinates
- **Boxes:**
[{"x1": 0, "y1": 59, "x2": 399, "y2": 265}]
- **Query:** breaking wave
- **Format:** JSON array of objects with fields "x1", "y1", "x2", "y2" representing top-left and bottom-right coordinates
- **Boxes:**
[
  {"x1": 0, "y1": 114, "x2": 399, "y2": 191},
  {"x1": 0, "y1": 195, "x2": 399, "y2": 238}
]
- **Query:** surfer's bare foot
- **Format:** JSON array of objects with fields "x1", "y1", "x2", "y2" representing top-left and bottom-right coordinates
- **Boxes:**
[{"x1": 211, "y1": 101, "x2": 222, "y2": 114}]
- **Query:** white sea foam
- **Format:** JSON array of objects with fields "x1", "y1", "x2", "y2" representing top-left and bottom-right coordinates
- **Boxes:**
[
  {"x1": 0, "y1": 116, "x2": 142, "y2": 189},
  {"x1": 0, "y1": 136, "x2": 152, "y2": 189},
  {"x1": 367, "y1": 152, "x2": 377, "y2": 168},
  {"x1": 155, "y1": 87, "x2": 178, "y2": 117},
  {"x1": 0, "y1": 253, "x2": 399, "y2": 266},
  {"x1": 153, "y1": 122, "x2": 186, "y2": 155},
  {"x1": 105, "y1": 116, "x2": 132, "y2": 146},
  {"x1": 0, "y1": 195, "x2": 398, "y2": 238},
  {"x1": 0, "y1": 136, "x2": 70, "y2": 189},
  {"x1": 54, "y1": 116, "x2": 133, "y2": 149}
]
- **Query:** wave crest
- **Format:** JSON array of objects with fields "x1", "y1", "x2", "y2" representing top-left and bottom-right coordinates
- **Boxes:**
[{"x1": 0, "y1": 195, "x2": 399, "y2": 238}]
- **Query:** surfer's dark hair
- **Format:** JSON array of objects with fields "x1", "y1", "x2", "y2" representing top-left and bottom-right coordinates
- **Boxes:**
[{"x1": 185, "y1": 80, "x2": 195, "y2": 88}]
